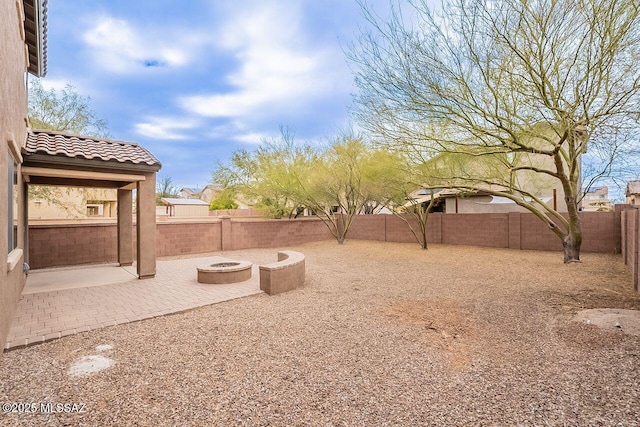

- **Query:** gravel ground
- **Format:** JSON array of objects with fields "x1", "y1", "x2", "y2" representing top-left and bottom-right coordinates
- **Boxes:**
[{"x1": 1, "y1": 241, "x2": 640, "y2": 426}]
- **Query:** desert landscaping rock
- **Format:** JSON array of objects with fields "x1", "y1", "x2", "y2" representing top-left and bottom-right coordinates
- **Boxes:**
[
  {"x1": 2, "y1": 241, "x2": 639, "y2": 426},
  {"x1": 573, "y1": 308, "x2": 640, "y2": 336},
  {"x1": 95, "y1": 344, "x2": 113, "y2": 353}
]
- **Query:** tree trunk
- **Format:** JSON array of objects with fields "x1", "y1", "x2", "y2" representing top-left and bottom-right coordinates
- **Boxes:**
[
  {"x1": 562, "y1": 218, "x2": 582, "y2": 263},
  {"x1": 421, "y1": 229, "x2": 428, "y2": 250}
]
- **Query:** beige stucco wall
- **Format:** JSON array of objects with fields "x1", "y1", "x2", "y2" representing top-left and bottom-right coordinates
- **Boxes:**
[
  {"x1": 173, "y1": 204, "x2": 210, "y2": 217},
  {"x1": 28, "y1": 187, "x2": 118, "y2": 219},
  {"x1": 1, "y1": 0, "x2": 29, "y2": 351}
]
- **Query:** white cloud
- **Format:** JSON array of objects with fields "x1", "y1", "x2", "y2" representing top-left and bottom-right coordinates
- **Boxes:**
[
  {"x1": 233, "y1": 132, "x2": 269, "y2": 145},
  {"x1": 134, "y1": 116, "x2": 200, "y2": 140},
  {"x1": 82, "y1": 16, "x2": 199, "y2": 73},
  {"x1": 179, "y1": 3, "x2": 344, "y2": 119},
  {"x1": 37, "y1": 78, "x2": 71, "y2": 92}
]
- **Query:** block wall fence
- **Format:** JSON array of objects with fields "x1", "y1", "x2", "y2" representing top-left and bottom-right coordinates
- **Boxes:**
[
  {"x1": 621, "y1": 206, "x2": 640, "y2": 291},
  {"x1": 28, "y1": 209, "x2": 629, "y2": 274}
]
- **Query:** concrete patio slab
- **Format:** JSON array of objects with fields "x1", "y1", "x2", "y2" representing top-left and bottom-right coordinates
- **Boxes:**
[
  {"x1": 5, "y1": 256, "x2": 263, "y2": 350},
  {"x1": 23, "y1": 264, "x2": 138, "y2": 294}
]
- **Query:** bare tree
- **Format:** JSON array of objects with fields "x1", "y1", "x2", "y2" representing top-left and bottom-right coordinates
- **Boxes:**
[
  {"x1": 29, "y1": 78, "x2": 110, "y2": 137},
  {"x1": 156, "y1": 176, "x2": 180, "y2": 205},
  {"x1": 28, "y1": 78, "x2": 112, "y2": 215},
  {"x1": 350, "y1": 0, "x2": 640, "y2": 262}
]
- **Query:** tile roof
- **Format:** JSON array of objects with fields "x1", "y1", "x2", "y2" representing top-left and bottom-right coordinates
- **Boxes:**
[{"x1": 25, "y1": 130, "x2": 161, "y2": 168}]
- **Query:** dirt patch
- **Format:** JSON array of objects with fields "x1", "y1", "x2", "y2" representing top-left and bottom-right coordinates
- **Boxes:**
[
  {"x1": 541, "y1": 288, "x2": 640, "y2": 312},
  {"x1": 383, "y1": 299, "x2": 479, "y2": 371}
]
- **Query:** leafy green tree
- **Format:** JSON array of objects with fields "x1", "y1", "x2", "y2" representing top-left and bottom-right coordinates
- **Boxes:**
[
  {"x1": 351, "y1": 0, "x2": 640, "y2": 262},
  {"x1": 298, "y1": 136, "x2": 375, "y2": 244},
  {"x1": 209, "y1": 189, "x2": 239, "y2": 211},
  {"x1": 372, "y1": 153, "x2": 439, "y2": 250},
  {"x1": 214, "y1": 129, "x2": 312, "y2": 219},
  {"x1": 214, "y1": 130, "x2": 398, "y2": 244}
]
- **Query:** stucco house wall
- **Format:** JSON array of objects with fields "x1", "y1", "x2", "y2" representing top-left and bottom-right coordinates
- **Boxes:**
[
  {"x1": 444, "y1": 194, "x2": 568, "y2": 214},
  {"x1": 28, "y1": 187, "x2": 118, "y2": 219},
  {"x1": 1, "y1": 0, "x2": 31, "y2": 352}
]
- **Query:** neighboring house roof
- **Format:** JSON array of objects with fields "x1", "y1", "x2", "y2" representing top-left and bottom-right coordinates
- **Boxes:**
[
  {"x1": 626, "y1": 181, "x2": 640, "y2": 196},
  {"x1": 23, "y1": 0, "x2": 48, "y2": 77},
  {"x1": 473, "y1": 196, "x2": 552, "y2": 205},
  {"x1": 403, "y1": 190, "x2": 446, "y2": 207},
  {"x1": 161, "y1": 198, "x2": 209, "y2": 206},
  {"x1": 24, "y1": 130, "x2": 161, "y2": 169},
  {"x1": 180, "y1": 188, "x2": 198, "y2": 194}
]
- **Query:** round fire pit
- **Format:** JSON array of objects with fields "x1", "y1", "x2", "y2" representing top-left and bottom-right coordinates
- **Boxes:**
[
  {"x1": 212, "y1": 262, "x2": 240, "y2": 268},
  {"x1": 197, "y1": 259, "x2": 252, "y2": 284}
]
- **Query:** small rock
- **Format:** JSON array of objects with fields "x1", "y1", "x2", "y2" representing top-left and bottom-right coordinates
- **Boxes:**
[{"x1": 96, "y1": 344, "x2": 113, "y2": 352}]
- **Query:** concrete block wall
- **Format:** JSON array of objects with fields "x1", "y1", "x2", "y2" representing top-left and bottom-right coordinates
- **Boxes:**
[
  {"x1": 346, "y1": 215, "x2": 387, "y2": 241},
  {"x1": 28, "y1": 211, "x2": 624, "y2": 270},
  {"x1": 154, "y1": 222, "x2": 222, "y2": 257},
  {"x1": 518, "y1": 214, "x2": 562, "y2": 251},
  {"x1": 384, "y1": 214, "x2": 424, "y2": 243},
  {"x1": 442, "y1": 213, "x2": 509, "y2": 248},
  {"x1": 29, "y1": 224, "x2": 118, "y2": 269},
  {"x1": 228, "y1": 218, "x2": 331, "y2": 250},
  {"x1": 29, "y1": 218, "x2": 332, "y2": 268},
  {"x1": 621, "y1": 207, "x2": 639, "y2": 291},
  {"x1": 580, "y1": 212, "x2": 620, "y2": 253},
  {"x1": 209, "y1": 208, "x2": 262, "y2": 217},
  {"x1": 350, "y1": 212, "x2": 620, "y2": 253},
  {"x1": 349, "y1": 214, "x2": 442, "y2": 244}
]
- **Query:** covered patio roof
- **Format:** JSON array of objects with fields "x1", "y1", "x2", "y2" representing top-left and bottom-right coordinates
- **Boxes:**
[
  {"x1": 22, "y1": 130, "x2": 161, "y2": 186},
  {"x1": 20, "y1": 129, "x2": 162, "y2": 279}
]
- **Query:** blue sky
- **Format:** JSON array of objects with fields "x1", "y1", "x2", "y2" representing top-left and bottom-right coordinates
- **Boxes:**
[{"x1": 38, "y1": 0, "x2": 390, "y2": 190}]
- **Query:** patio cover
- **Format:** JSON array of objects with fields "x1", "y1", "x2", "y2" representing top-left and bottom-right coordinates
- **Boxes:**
[{"x1": 21, "y1": 130, "x2": 162, "y2": 278}]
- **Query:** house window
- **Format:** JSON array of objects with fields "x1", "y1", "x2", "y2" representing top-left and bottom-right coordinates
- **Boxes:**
[
  {"x1": 8, "y1": 149, "x2": 17, "y2": 253},
  {"x1": 86, "y1": 205, "x2": 101, "y2": 216}
]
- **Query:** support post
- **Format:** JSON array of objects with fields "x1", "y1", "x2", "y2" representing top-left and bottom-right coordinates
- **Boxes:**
[{"x1": 136, "y1": 172, "x2": 156, "y2": 279}]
